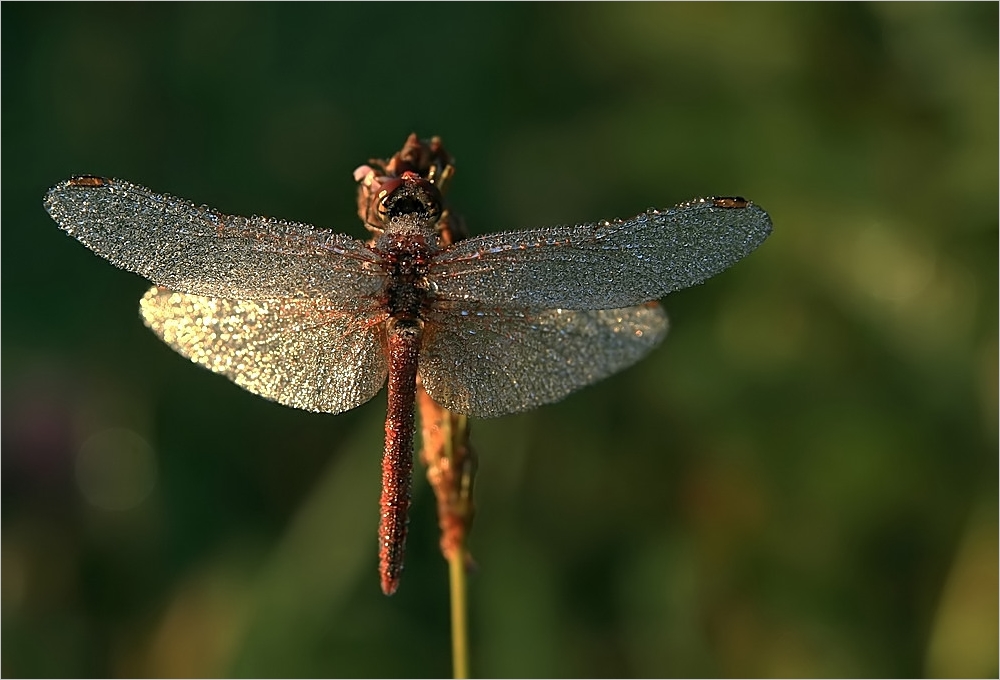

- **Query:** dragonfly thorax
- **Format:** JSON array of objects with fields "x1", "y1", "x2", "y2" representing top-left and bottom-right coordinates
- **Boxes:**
[{"x1": 381, "y1": 240, "x2": 433, "y2": 323}]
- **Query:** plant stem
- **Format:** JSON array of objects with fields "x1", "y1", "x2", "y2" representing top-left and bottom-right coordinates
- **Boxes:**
[{"x1": 448, "y1": 545, "x2": 469, "y2": 679}]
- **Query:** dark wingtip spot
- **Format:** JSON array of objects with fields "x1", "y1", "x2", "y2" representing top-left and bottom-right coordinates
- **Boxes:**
[
  {"x1": 67, "y1": 176, "x2": 109, "y2": 187},
  {"x1": 711, "y1": 196, "x2": 749, "y2": 209}
]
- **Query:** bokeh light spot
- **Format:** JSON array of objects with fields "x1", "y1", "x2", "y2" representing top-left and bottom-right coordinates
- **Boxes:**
[{"x1": 75, "y1": 428, "x2": 157, "y2": 511}]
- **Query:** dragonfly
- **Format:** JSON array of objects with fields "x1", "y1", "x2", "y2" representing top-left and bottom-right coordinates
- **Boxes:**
[{"x1": 44, "y1": 135, "x2": 772, "y2": 594}]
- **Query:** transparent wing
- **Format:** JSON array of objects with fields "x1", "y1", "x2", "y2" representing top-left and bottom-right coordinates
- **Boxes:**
[
  {"x1": 45, "y1": 177, "x2": 386, "y2": 303},
  {"x1": 429, "y1": 198, "x2": 771, "y2": 310},
  {"x1": 418, "y1": 301, "x2": 668, "y2": 417},
  {"x1": 139, "y1": 287, "x2": 388, "y2": 414}
]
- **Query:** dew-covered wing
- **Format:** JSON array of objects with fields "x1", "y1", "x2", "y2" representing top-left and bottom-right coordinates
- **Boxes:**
[
  {"x1": 429, "y1": 198, "x2": 771, "y2": 310},
  {"x1": 45, "y1": 177, "x2": 385, "y2": 304},
  {"x1": 418, "y1": 301, "x2": 668, "y2": 417},
  {"x1": 139, "y1": 287, "x2": 388, "y2": 414}
]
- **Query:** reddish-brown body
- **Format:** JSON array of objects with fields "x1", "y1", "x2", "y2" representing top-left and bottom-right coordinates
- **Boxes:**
[
  {"x1": 380, "y1": 321, "x2": 421, "y2": 595},
  {"x1": 370, "y1": 176, "x2": 442, "y2": 594}
]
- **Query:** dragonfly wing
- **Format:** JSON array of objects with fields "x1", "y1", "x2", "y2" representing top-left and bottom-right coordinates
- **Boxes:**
[
  {"x1": 430, "y1": 198, "x2": 771, "y2": 310},
  {"x1": 418, "y1": 302, "x2": 668, "y2": 418},
  {"x1": 45, "y1": 177, "x2": 385, "y2": 303},
  {"x1": 140, "y1": 287, "x2": 388, "y2": 414}
]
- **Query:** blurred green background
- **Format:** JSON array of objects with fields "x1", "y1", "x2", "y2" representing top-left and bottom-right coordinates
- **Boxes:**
[{"x1": 3, "y1": 3, "x2": 996, "y2": 677}]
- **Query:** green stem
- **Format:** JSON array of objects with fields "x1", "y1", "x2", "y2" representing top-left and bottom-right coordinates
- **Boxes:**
[{"x1": 448, "y1": 547, "x2": 469, "y2": 679}]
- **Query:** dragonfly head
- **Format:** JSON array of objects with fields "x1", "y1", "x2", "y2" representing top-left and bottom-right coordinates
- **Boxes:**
[{"x1": 375, "y1": 171, "x2": 443, "y2": 234}]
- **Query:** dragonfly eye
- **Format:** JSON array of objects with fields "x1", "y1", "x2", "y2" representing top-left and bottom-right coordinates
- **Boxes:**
[{"x1": 376, "y1": 172, "x2": 442, "y2": 225}]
